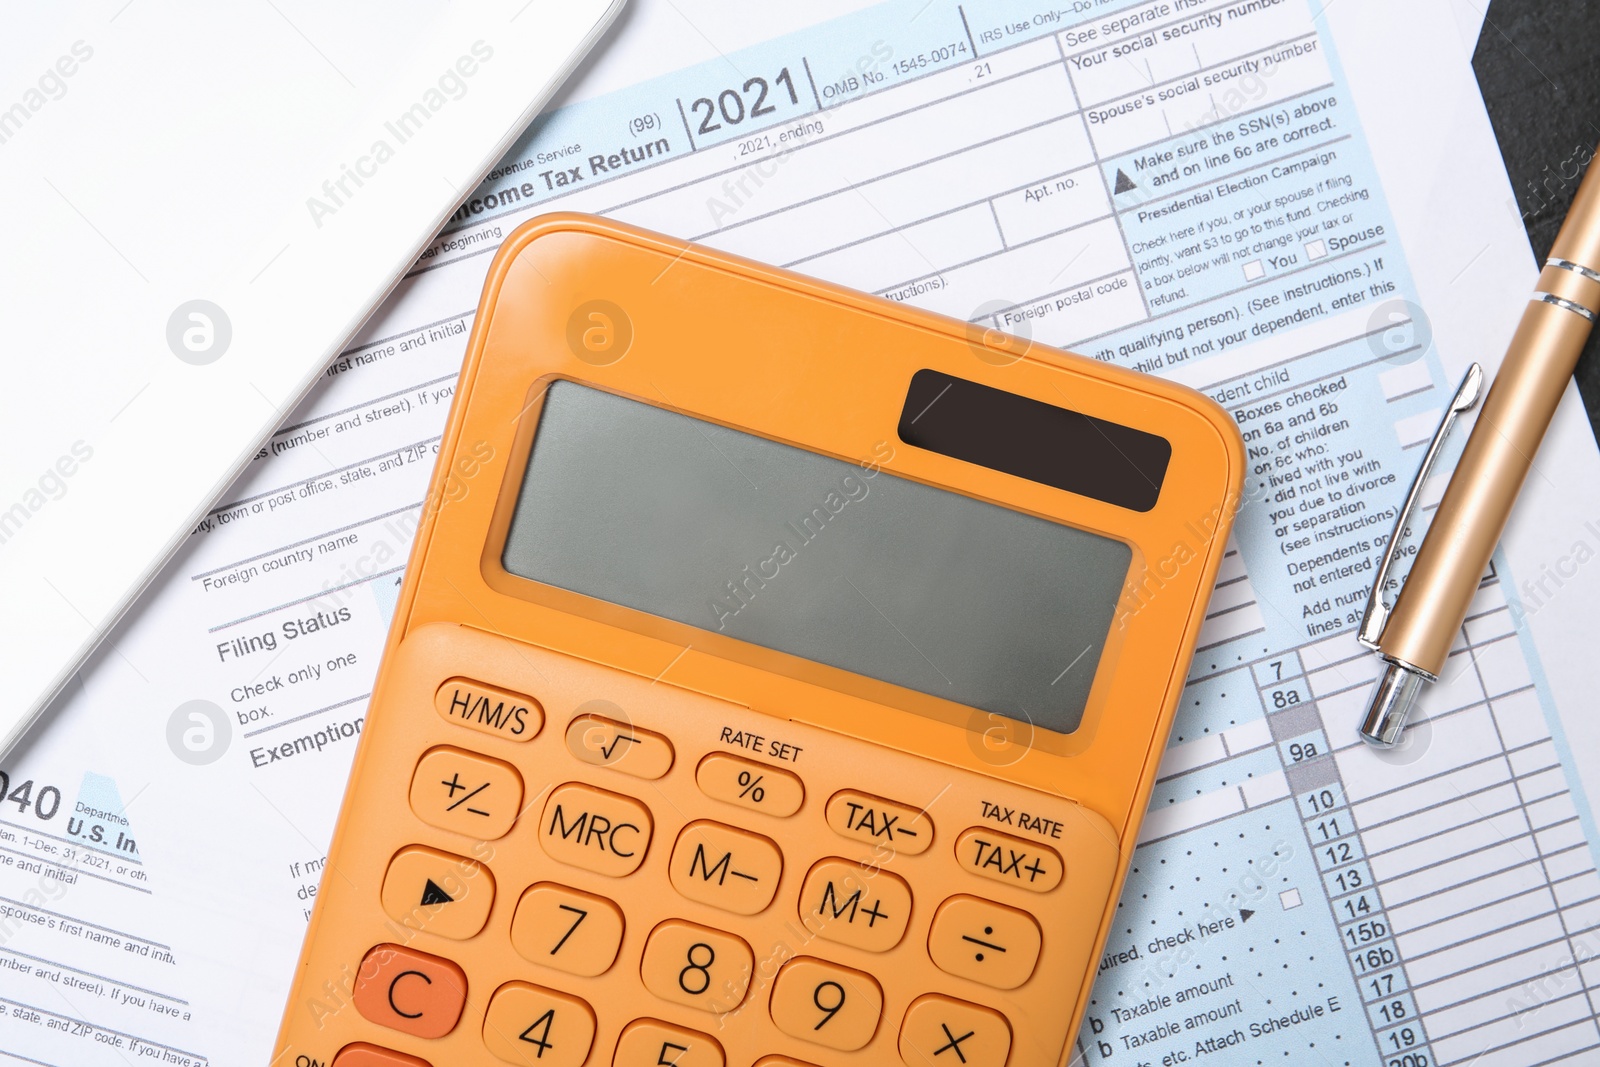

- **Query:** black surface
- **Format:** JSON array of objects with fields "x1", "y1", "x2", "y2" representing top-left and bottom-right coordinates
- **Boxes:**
[
  {"x1": 1473, "y1": 4, "x2": 1600, "y2": 441},
  {"x1": 897, "y1": 370, "x2": 1172, "y2": 512}
]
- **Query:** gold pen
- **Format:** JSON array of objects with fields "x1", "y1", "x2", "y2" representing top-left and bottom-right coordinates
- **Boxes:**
[{"x1": 1358, "y1": 144, "x2": 1600, "y2": 747}]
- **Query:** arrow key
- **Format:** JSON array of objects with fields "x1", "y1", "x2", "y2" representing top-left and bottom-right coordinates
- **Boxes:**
[{"x1": 381, "y1": 845, "x2": 496, "y2": 940}]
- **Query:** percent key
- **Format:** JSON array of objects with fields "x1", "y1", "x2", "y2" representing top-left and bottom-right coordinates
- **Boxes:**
[{"x1": 696, "y1": 752, "x2": 805, "y2": 817}]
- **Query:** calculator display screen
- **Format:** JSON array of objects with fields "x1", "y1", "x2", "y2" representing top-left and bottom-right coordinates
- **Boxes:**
[{"x1": 501, "y1": 381, "x2": 1131, "y2": 734}]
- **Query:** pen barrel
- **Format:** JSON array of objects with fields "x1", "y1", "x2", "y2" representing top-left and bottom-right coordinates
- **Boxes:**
[
  {"x1": 1549, "y1": 145, "x2": 1600, "y2": 271},
  {"x1": 1379, "y1": 147, "x2": 1600, "y2": 677},
  {"x1": 1380, "y1": 294, "x2": 1595, "y2": 676}
]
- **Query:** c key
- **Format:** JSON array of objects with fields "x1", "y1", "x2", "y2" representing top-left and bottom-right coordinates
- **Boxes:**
[{"x1": 351, "y1": 944, "x2": 467, "y2": 1040}]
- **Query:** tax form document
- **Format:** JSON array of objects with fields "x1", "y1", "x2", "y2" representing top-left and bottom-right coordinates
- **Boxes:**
[{"x1": 3, "y1": 1, "x2": 1599, "y2": 1064}]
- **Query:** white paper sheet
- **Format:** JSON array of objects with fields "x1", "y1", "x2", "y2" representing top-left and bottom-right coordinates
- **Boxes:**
[{"x1": 1, "y1": 1, "x2": 1597, "y2": 1064}]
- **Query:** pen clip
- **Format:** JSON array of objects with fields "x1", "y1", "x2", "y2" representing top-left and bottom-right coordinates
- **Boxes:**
[{"x1": 1357, "y1": 362, "x2": 1485, "y2": 650}]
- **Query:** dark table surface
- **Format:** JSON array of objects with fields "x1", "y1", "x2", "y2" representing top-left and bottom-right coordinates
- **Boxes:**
[{"x1": 1473, "y1": 3, "x2": 1600, "y2": 442}]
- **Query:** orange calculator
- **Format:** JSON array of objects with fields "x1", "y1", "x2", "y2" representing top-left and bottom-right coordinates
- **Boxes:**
[{"x1": 272, "y1": 215, "x2": 1244, "y2": 1067}]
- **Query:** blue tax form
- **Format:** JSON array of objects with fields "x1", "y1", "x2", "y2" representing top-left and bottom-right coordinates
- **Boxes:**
[{"x1": 1, "y1": 1, "x2": 1597, "y2": 1064}]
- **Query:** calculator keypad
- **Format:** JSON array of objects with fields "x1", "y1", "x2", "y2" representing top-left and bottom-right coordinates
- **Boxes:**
[
  {"x1": 538, "y1": 782, "x2": 653, "y2": 876},
  {"x1": 696, "y1": 751, "x2": 805, "y2": 816},
  {"x1": 433, "y1": 678, "x2": 542, "y2": 742},
  {"x1": 351, "y1": 944, "x2": 467, "y2": 1039},
  {"x1": 277, "y1": 631, "x2": 1121, "y2": 1067},
  {"x1": 564, "y1": 713, "x2": 674, "y2": 779},
  {"x1": 797, "y1": 858, "x2": 912, "y2": 952},
  {"x1": 639, "y1": 919, "x2": 754, "y2": 1013},
  {"x1": 769, "y1": 957, "x2": 883, "y2": 1051},
  {"x1": 927, "y1": 894, "x2": 1042, "y2": 989},
  {"x1": 508, "y1": 883, "x2": 625, "y2": 977},
  {"x1": 481, "y1": 981, "x2": 595, "y2": 1066},
  {"x1": 668, "y1": 821, "x2": 783, "y2": 914},
  {"x1": 379, "y1": 845, "x2": 494, "y2": 940},
  {"x1": 899, "y1": 994, "x2": 1012, "y2": 1067},
  {"x1": 613, "y1": 1019, "x2": 725, "y2": 1066},
  {"x1": 953, "y1": 826, "x2": 1065, "y2": 892},
  {"x1": 330, "y1": 1043, "x2": 431, "y2": 1067},
  {"x1": 408, "y1": 747, "x2": 523, "y2": 840},
  {"x1": 825, "y1": 789, "x2": 934, "y2": 854}
]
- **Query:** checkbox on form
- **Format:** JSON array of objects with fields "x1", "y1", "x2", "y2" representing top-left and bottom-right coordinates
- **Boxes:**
[
  {"x1": 1306, "y1": 238, "x2": 1328, "y2": 260},
  {"x1": 1280, "y1": 888, "x2": 1303, "y2": 910},
  {"x1": 1243, "y1": 260, "x2": 1265, "y2": 281}
]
